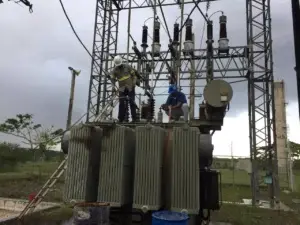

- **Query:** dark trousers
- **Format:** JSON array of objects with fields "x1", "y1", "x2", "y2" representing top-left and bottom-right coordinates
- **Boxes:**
[{"x1": 118, "y1": 88, "x2": 137, "y2": 122}]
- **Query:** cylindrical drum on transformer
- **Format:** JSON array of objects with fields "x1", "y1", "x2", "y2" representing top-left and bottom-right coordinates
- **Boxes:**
[
  {"x1": 61, "y1": 130, "x2": 71, "y2": 154},
  {"x1": 203, "y1": 80, "x2": 233, "y2": 108},
  {"x1": 199, "y1": 134, "x2": 214, "y2": 158},
  {"x1": 199, "y1": 134, "x2": 214, "y2": 168},
  {"x1": 73, "y1": 202, "x2": 110, "y2": 225}
]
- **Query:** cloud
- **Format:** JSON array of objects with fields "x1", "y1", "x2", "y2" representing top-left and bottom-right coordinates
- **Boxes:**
[{"x1": 213, "y1": 101, "x2": 300, "y2": 157}]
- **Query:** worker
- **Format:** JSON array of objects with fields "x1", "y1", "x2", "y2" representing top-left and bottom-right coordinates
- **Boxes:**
[
  {"x1": 161, "y1": 85, "x2": 189, "y2": 121},
  {"x1": 111, "y1": 55, "x2": 140, "y2": 122}
]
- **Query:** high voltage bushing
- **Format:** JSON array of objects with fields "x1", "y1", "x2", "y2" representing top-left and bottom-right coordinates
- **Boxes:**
[
  {"x1": 185, "y1": 19, "x2": 193, "y2": 41},
  {"x1": 151, "y1": 20, "x2": 161, "y2": 57},
  {"x1": 218, "y1": 15, "x2": 229, "y2": 55},
  {"x1": 141, "y1": 25, "x2": 148, "y2": 50},
  {"x1": 183, "y1": 19, "x2": 194, "y2": 54},
  {"x1": 169, "y1": 23, "x2": 179, "y2": 58},
  {"x1": 207, "y1": 20, "x2": 213, "y2": 41},
  {"x1": 173, "y1": 23, "x2": 179, "y2": 44},
  {"x1": 206, "y1": 20, "x2": 214, "y2": 55}
]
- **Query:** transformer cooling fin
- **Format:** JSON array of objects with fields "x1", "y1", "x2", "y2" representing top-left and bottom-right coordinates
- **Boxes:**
[
  {"x1": 169, "y1": 126, "x2": 200, "y2": 214},
  {"x1": 133, "y1": 125, "x2": 166, "y2": 211},
  {"x1": 63, "y1": 125, "x2": 103, "y2": 203},
  {"x1": 97, "y1": 126, "x2": 136, "y2": 207}
]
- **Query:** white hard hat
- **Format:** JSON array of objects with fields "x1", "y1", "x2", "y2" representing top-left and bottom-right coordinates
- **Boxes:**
[{"x1": 113, "y1": 55, "x2": 123, "y2": 67}]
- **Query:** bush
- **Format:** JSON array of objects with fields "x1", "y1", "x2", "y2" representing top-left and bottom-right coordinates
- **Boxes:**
[{"x1": 0, "y1": 142, "x2": 63, "y2": 172}]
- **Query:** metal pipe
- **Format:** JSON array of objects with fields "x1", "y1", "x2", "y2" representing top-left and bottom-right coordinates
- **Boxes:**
[
  {"x1": 127, "y1": 0, "x2": 132, "y2": 63},
  {"x1": 190, "y1": 34, "x2": 196, "y2": 119},
  {"x1": 151, "y1": 0, "x2": 157, "y2": 92},
  {"x1": 177, "y1": 1, "x2": 185, "y2": 87}
]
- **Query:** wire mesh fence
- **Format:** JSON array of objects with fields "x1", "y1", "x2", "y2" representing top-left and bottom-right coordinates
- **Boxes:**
[{"x1": 212, "y1": 155, "x2": 300, "y2": 192}]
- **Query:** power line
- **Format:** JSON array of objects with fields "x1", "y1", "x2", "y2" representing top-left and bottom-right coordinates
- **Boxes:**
[{"x1": 58, "y1": 0, "x2": 93, "y2": 59}]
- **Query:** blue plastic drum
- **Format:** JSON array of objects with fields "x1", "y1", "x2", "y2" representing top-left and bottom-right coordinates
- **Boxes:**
[{"x1": 152, "y1": 211, "x2": 189, "y2": 225}]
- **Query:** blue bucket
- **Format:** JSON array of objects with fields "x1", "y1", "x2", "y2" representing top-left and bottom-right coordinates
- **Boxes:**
[{"x1": 152, "y1": 211, "x2": 189, "y2": 225}]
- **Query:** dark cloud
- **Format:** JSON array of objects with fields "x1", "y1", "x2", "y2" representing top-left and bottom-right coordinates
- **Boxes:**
[{"x1": 0, "y1": 0, "x2": 297, "y2": 145}]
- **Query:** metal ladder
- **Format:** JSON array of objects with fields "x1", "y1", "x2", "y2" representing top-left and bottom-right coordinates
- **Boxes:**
[
  {"x1": 18, "y1": 95, "x2": 118, "y2": 219},
  {"x1": 17, "y1": 156, "x2": 68, "y2": 219},
  {"x1": 94, "y1": 94, "x2": 119, "y2": 122}
]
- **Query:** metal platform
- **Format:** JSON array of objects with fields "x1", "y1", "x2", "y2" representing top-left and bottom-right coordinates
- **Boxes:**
[{"x1": 86, "y1": 119, "x2": 222, "y2": 131}]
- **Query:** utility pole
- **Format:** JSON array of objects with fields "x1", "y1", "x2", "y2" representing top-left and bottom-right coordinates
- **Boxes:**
[
  {"x1": 66, "y1": 67, "x2": 81, "y2": 130},
  {"x1": 291, "y1": 0, "x2": 300, "y2": 120},
  {"x1": 189, "y1": 34, "x2": 196, "y2": 120},
  {"x1": 231, "y1": 141, "x2": 235, "y2": 187}
]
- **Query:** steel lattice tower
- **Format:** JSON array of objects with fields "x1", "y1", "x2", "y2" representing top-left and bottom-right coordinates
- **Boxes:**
[{"x1": 86, "y1": 0, "x2": 279, "y2": 206}]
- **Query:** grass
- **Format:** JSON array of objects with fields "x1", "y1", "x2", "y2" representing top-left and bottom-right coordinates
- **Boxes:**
[{"x1": 0, "y1": 161, "x2": 300, "y2": 224}]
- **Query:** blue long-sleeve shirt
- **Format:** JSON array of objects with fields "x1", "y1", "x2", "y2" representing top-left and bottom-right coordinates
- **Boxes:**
[{"x1": 166, "y1": 91, "x2": 187, "y2": 106}]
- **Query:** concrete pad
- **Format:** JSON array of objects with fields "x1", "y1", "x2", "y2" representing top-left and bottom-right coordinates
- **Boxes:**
[
  {"x1": 0, "y1": 209, "x2": 18, "y2": 221},
  {"x1": 0, "y1": 197, "x2": 60, "y2": 222},
  {"x1": 210, "y1": 223, "x2": 232, "y2": 225},
  {"x1": 241, "y1": 198, "x2": 292, "y2": 211}
]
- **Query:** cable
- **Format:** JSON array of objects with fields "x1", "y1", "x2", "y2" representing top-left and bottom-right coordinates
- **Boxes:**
[
  {"x1": 157, "y1": 0, "x2": 171, "y2": 41},
  {"x1": 59, "y1": 0, "x2": 93, "y2": 59}
]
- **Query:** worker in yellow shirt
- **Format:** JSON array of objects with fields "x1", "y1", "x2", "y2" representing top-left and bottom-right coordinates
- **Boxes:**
[{"x1": 111, "y1": 55, "x2": 140, "y2": 122}]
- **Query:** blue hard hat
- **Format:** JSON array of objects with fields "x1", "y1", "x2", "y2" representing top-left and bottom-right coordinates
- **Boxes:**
[{"x1": 168, "y1": 84, "x2": 177, "y2": 94}]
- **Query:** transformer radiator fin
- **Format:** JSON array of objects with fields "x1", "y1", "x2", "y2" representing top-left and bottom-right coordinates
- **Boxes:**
[
  {"x1": 97, "y1": 126, "x2": 135, "y2": 207},
  {"x1": 170, "y1": 126, "x2": 200, "y2": 214},
  {"x1": 133, "y1": 125, "x2": 166, "y2": 211},
  {"x1": 64, "y1": 125, "x2": 103, "y2": 203}
]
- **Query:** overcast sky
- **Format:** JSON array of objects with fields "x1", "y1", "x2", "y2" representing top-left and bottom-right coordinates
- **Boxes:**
[{"x1": 0, "y1": 0, "x2": 298, "y2": 156}]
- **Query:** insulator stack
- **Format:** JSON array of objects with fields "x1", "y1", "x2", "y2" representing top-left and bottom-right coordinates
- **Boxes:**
[
  {"x1": 141, "y1": 25, "x2": 148, "y2": 48},
  {"x1": 185, "y1": 19, "x2": 193, "y2": 41},
  {"x1": 141, "y1": 102, "x2": 148, "y2": 119},
  {"x1": 124, "y1": 99, "x2": 129, "y2": 122},
  {"x1": 154, "y1": 20, "x2": 160, "y2": 43},
  {"x1": 146, "y1": 63, "x2": 151, "y2": 73},
  {"x1": 207, "y1": 20, "x2": 213, "y2": 40},
  {"x1": 173, "y1": 23, "x2": 179, "y2": 43},
  {"x1": 136, "y1": 109, "x2": 141, "y2": 122},
  {"x1": 218, "y1": 15, "x2": 229, "y2": 54},
  {"x1": 147, "y1": 98, "x2": 155, "y2": 121},
  {"x1": 219, "y1": 15, "x2": 227, "y2": 39},
  {"x1": 183, "y1": 19, "x2": 194, "y2": 53}
]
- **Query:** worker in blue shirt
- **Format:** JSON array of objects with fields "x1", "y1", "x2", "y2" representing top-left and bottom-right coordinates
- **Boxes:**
[{"x1": 161, "y1": 85, "x2": 188, "y2": 121}]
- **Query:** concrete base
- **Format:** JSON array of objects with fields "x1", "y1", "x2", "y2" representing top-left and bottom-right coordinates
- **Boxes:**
[{"x1": 0, "y1": 197, "x2": 59, "y2": 222}]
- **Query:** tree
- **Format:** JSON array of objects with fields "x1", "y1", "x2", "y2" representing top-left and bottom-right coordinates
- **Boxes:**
[
  {"x1": 34, "y1": 126, "x2": 64, "y2": 155},
  {"x1": 289, "y1": 141, "x2": 300, "y2": 159},
  {"x1": 0, "y1": 114, "x2": 63, "y2": 154}
]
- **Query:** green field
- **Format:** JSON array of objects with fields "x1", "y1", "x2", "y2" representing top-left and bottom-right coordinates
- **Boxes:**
[{"x1": 0, "y1": 161, "x2": 300, "y2": 224}]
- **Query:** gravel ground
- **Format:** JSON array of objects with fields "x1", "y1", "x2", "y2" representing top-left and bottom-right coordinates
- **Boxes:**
[{"x1": 0, "y1": 209, "x2": 18, "y2": 220}]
